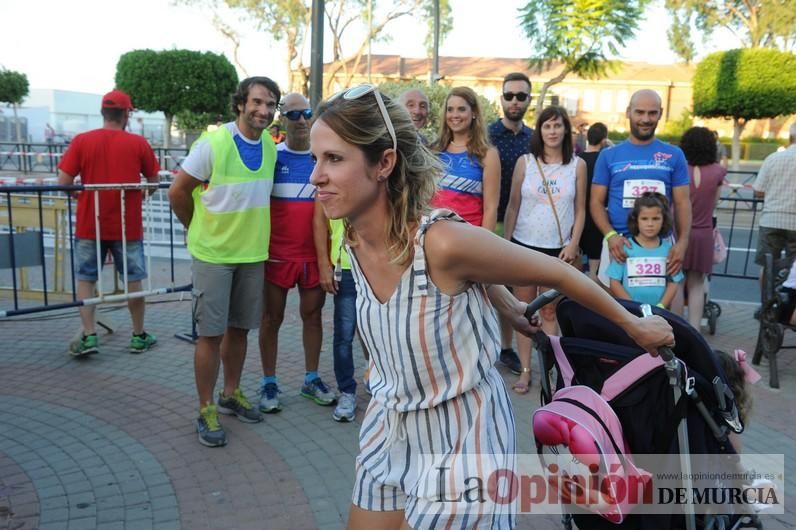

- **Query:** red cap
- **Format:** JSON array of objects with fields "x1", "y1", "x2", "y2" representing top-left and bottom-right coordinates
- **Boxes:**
[{"x1": 101, "y1": 89, "x2": 133, "y2": 110}]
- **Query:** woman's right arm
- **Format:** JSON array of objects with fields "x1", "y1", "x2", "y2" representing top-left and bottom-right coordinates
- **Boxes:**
[{"x1": 502, "y1": 155, "x2": 526, "y2": 241}]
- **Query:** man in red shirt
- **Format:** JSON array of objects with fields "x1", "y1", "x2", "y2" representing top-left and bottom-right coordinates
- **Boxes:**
[{"x1": 57, "y1": 89, "x2": 160, "y2": 357}]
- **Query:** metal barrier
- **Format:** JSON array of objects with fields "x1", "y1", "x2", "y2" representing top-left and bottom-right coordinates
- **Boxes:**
[
  {"x1": 1, "y1": 181, "x2": 190, "y2": 319},
  {"x1": 713, "y1": 193, "x2": 763, "y2": 281},
  {"x1": 0, "y1": 142, "x2": 190, "y2": 174}
]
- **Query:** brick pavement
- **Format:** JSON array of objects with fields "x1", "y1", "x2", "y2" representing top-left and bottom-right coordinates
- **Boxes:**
[{"x1": 0, "y1": 291, "x2": 794, "y2": 529}]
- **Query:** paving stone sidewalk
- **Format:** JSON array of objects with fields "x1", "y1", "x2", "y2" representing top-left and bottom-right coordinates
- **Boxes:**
[{"x1": 0, "y1": 292, "x2": 794, "y2": 529}]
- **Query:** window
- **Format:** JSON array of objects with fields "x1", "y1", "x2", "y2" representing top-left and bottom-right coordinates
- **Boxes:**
[
  {"x1": 616, "y1": 89, "x2": 629, "y2": 111},
  {"x1": 600, "y1": 90, "x2": 614, "y2": 112},
  {"x1": 563, "y1": 90, "x2": 579, "y2": 115},
  {"x1": 582, "y1": 89, "x2": 596, "y2": 112}
]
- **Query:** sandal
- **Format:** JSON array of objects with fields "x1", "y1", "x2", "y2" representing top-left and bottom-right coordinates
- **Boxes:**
[
  {"x1": 511, "y1": 367, "x2": 531, "y2": 394},
  {"x1": 512, "y1": 379, "x2": 530, "y2": 394}
]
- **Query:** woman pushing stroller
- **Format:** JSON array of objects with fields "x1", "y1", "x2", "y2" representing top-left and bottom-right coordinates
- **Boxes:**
[{"x1": 308, "y1": 83, "x2": 674, "y2": 529}]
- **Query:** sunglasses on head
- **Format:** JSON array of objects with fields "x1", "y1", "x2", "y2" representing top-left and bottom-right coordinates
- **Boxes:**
[
  {"x1": 503, "y1": 92, "x2": 529, "y2": 102},
  {"x1": 328, "y1": 84, "x2": 397, "y2": 151},
  {"x1": 283, "y1": 108, "x2": 313, "y2": 121}
]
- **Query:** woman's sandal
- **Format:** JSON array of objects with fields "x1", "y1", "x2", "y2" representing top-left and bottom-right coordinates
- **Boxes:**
[
  {"x1": 512, "y1": 380, "x2": 530, "y2": 394},
  {"x1": 512, "y1": 368, "x2": 531, "y2": 394}
]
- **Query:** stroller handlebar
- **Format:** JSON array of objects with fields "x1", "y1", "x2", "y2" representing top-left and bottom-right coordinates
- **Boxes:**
[
  {"x1": 640, "y1": 303, "x2": 676, "y2": 362},
  {"x1": 524, "y1": 289, "x2": 560, "y2": 320}
]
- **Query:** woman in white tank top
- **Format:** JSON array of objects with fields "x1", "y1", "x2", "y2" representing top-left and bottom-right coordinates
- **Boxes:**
[
  {"x1": 503, "y1": 106, "x2": 587, "y2": 394},
  {"x1": 309, "y1": 85, "x2": 673, "y2": 530}
]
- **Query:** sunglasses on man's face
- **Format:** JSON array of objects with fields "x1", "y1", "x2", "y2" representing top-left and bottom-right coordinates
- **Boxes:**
[
  {"x1": 283, "y1": 108, "x2": 313, "y2": 121},
  {"x1": 328, "y1": 84, "x2": 397, "y2": 151},
  {"x1": 502, "y1": 92, "x2": 529, "y2": 102}
]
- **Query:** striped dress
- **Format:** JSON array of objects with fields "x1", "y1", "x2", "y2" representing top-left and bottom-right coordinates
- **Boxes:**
[{"x1": 349, "y1": 209, "x2": 516, "y2": 529}]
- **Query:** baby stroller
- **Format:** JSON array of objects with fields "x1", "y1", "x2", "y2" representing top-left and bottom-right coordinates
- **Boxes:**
[{"x1": 527, "y1": 291, "x2": 764, "y2": 530}]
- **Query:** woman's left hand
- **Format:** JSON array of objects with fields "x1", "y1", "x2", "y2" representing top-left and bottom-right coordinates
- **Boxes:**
[{"x1": 559, "y1": 243, "x2": 579, "y2": 265}]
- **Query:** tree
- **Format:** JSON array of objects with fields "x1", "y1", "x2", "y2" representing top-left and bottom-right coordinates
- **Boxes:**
[
  {"x1": 518, "y1": 0, "x2": 650, "y2": 118},
  {"x1": 181, "y1": 0, "x2": 451, "y2": 95},
  {"x1": 693, "y1": 48, "x2": 796, "y2": 168},
  {"x1": 0, "y1": 68, "x2": 30, "y2": 142},
  {"x1": 667, "y1": 10, "x2": 696, "y2": 63},
  {"x1": 322, "y1": 0, "x2": 449, "y2": 94},
  {"x1": 115, "y1": 49, "x2": 238, "y2": 147},
  {"x1": 665, "y1": 1, "x2": 796, "y2": 61},
  {"x1": 422, "y1": 0, "x2": 453, "y2": 58}
]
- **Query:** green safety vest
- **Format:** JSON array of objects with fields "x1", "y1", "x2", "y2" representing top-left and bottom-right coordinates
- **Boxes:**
[
  {"x1": 187, "y1": 126, "x2": 275, "y2": 263},
  {"x1": 330, "y1": 218, "x2": 351, "y2": 270}
]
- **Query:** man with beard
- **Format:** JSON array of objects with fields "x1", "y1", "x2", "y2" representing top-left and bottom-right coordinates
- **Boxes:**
[
  {"x1": 258, "y1": 93, "x2": 335, "y2": 415},
  {"x1": 169, "y1": 76, "x2": 281, "y2": 447},
  {"x1": 488, "y1": 72, "x2": 534, "y2": 375},
  {"x1": 399, "y1": 88, "x2": 430, "y2": 143},
  {"x1": 590, "y1": 89, "x2": 691, "y2": 287}
]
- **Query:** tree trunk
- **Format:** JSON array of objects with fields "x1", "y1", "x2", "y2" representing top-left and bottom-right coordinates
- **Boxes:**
[
  {"x1": 534, "y1": 67, "x2": 570, "y2": 120},
  {"x1": 286, "y1": 29, "x2": 298, "y2": 93},
  {"x1": 731, "y1": 117, "x2": 746, "y2": 171},
  {"x1": 164, "y1": 113, "x2": 173, "y2": 149},
  {"x1": 12, "y1": 103, "x2": 23, "y2": 143}
]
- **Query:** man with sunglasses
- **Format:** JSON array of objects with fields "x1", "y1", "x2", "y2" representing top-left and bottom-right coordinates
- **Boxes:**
[
  {"x1": 258, "y1": 93, "x2": 336, "y2": 415},
  {"x1": 488, "y1": 72, "x2": 534, "y2": 375}
]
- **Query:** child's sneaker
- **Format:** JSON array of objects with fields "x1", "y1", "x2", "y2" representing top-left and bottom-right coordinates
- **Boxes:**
[
  {"x1": 217, "y1": 388, "x2": 262, "y2": 423},
  {"x1": 196, "y1": 404, "x2": 226, "y2": 447},
  {"x1": 130, "y1": 332, "x2": 157, "y2": 354},
  {"x1": 300, "y1": 377, "x2": 336, "y2": 406},
  {"x1": 70, "y1": 334, "x2": 98, "y2": 357}
]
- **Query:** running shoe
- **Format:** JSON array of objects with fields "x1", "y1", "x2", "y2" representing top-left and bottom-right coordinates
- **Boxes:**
[{"x1": 217, "y1": 388, "x2": 262, "y2": 423}]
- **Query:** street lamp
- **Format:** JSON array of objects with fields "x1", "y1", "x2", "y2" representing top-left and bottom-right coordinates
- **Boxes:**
[{"x1": 310, "y1": 0, "x2": 325, "y2": 109}]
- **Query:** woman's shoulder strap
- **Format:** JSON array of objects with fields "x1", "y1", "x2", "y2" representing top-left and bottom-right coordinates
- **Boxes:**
[{"x1": 412, "y1": 209, "x2": 466, "y2": 293}]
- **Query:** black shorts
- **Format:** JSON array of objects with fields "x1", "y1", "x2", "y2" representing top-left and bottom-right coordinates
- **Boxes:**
[
  {"x1": 580, "y1": 223, "x2": 603, "y2": 260},
  {"x1": 510, "y1": 238, "x2": 561, "y2": 258}
]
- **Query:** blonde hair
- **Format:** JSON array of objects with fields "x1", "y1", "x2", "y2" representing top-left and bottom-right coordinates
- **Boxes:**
[
  {"x1": 434, "y1": 86, "x2": 491, "y2": 163},
  {"x1": 315, "y1": 88, "x2": 442, "y2": 265}
]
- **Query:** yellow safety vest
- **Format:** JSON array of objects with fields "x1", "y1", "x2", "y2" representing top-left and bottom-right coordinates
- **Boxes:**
[
  {"x1": 330, "y1": 218, "x2": 351, "y2": 271},
  {"x1": 187, "y1": 126, "x2": 275, "y2": 263}
]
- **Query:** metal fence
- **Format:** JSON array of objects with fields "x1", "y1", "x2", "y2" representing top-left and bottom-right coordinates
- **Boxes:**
[
  {"x1": 0, "y1": 171, "x2": 767, "y2": 320},
  {"x1": 0, "y1": 142, "x2": 190, "y2": 174},
  {"x1": 1, "y1": 182, "x2": 190, "y2": 319}
]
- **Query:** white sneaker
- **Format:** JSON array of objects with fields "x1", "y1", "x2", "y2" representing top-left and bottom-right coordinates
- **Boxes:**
[{"x1": 332, "y1": 392, "x2": 357, "y2": 422}]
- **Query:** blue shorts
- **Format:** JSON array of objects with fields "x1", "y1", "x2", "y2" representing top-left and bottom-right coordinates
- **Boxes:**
[{"x1": 75, "y1": 239, "x2": 147, "y2": 282}]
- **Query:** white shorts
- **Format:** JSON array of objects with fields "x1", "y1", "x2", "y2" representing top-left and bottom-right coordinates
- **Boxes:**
[{"x1": 352, "y1": 368, "x2": 517, "y2": 529}]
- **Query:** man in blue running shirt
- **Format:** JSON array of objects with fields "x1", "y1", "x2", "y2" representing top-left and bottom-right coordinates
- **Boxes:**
[{"x1": 590, "y1": 89, "x2": 692, "y2": 289}]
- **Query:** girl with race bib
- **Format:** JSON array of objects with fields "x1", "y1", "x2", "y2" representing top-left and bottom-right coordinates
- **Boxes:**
[{"x1": 607, "y1": 192, "x2": 684, "y2": 308}]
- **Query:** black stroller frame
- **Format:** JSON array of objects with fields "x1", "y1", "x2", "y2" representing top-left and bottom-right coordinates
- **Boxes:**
[{"x1": 525, "y1": 291, "x2": 763, "y2": 530}]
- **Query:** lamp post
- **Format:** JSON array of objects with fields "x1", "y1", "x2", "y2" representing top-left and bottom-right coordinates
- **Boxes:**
[
  {"x1": 310, "y1": 0, "x2": 325, "y2": 109},
  {"x1": 431, "y1": 0, "x2": 440, "y2": 84},
  {"x1": 367, "y1": 0, "x2": 372, "y2": 83}
]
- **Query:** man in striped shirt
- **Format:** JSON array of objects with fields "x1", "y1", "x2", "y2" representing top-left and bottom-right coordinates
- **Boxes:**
[
  {"x1": 753, "y1": 123, "x2": 796, "y2": 269},
  {"x1": 258, "y1": 93, "x2": 335, "y2": 414}
]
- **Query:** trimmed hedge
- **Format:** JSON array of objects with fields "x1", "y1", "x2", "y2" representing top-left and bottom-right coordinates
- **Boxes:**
[{"x1": 693, "y1": 48, "x2": 796, "y2": 121}]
